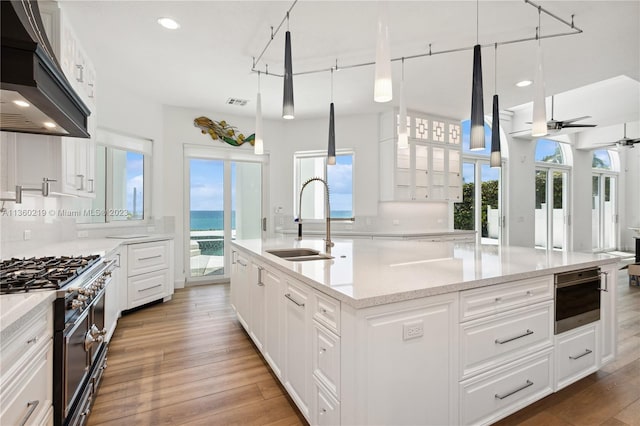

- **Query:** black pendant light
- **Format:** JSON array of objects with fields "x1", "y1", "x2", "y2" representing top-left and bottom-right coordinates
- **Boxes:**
[
  {"x1": 282, "y1": 13, "x2": 294, "y2": 119},
  {"x1": 328, "y1": 68, "x2": 336, "y2": 165},
  {"x1": 469, "y1": 0, "x2": 485, "y2": 150},
  {"x1": 490, "y1": 43, "x2": 501, "y2": 167}
]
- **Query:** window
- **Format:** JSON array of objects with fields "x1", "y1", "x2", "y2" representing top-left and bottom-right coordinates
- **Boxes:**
[
  {"x1": 592, "y1": 149, "x2": 612, "y2": 170},
  {"x1": 85, "y1": 130, "x2": 152, "y2": 224},
  {"x1": 535, "y1": 139, "x2": 565, "y2": 164},
  {"x1": 592, "y1": 149, "x2": 619, "y2": 251},
  {"x1": 294, "y1": 151, "x2": 353, "y2": 220}
]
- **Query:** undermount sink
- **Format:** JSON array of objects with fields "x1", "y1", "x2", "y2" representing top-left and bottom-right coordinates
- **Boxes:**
[{"x1": 266, "y1": 248, "x2": 333, "y2": 262}]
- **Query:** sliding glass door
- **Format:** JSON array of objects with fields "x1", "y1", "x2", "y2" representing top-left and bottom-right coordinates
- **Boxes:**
[
  {"x1": 187, "y1": 157, "x2": 262, "y2": 281},
  {"x1": 535, "y1": 168, "x2": 569, "y2": 250},
  {"x1": 592, "y1": 174, "x2": 617, "y2": 251}
]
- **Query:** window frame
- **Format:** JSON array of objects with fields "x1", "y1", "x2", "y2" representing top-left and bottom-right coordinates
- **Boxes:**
[{"x1": 293, "y1": 149, "x2": 355, "y2": 223}]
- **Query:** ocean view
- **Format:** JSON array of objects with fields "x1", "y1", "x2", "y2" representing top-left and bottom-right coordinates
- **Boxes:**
[{"x1": 190, "y1": 210, "x2": 353, "y2": 231}]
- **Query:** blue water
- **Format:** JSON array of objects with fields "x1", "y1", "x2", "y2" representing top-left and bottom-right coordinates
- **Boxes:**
[{"x1": 190, "y1": 210, "x2": 235, "y2": 231}]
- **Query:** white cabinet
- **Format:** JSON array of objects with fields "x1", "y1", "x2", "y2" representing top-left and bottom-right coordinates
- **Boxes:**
[
  {"x1": 230, "y1": 249, "x2": 250, "y2": 330},
  {"x1": 283, "y1": 280, "x2": 311, "y2": 419},
  {"x1": 125, "y1": 239, "x2": 174, "y2": 310},
  {"x1": 379, "y1": 111, "x2": 462, "y2": 202},
  {"x1": 104, "y1": 249, "x2": 122, "y2": 342},
  {"x1": 555, "y1": 324, "x2": 597, "y2": 390},
  {"x1": 249, "y1": 263, "x2": 266, "y2": 352},
  {"x1": 0, "y1": 304, "x2": 53, "y2": 426},
  {"x1": 341, "y1": 294, "x2": 458, "y2": 426},
  {"x1": 263, "y1": 265, "x2": 284, "y2": 379},
  {"x1": 313, "y1": 380, "x2": 341, "y2": 426},
  {"x1": 598, "y1": 264, "x2": 617, "y2": 366}
]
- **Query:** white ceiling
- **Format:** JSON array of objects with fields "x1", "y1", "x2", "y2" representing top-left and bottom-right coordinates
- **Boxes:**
[{"x1": 60, "y1": 1, "x2": 640, "y2": 132}]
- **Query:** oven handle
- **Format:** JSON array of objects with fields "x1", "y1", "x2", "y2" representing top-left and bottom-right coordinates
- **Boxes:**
[
  {"x1": 556, "y1": 274, "x2": 603, "y2": 288},
  {"x1": 64, "y1": 305, "x2": 91, "y2": 340},
  {"x1": 597, "y1": 271, "x2": 609, "y2": 292}
]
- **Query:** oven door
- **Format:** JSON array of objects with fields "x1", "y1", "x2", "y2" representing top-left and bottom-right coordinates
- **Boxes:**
[
  {"x1": 64, "y1": 308, "x2": 91, "y2": 418},
  {"x1": 90, "y1": 290, "x2": 106, "y2": 362},
  {"x1": 555, "y1": 278, "x2": 601, "y2": 334}
]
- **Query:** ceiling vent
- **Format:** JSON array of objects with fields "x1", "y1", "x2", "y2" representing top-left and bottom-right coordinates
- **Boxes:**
[{"x1": 226, "y1": 98, "x2": 249, "y2": 106}]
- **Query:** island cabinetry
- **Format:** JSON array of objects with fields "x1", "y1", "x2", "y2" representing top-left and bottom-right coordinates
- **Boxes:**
[
  {"x1": 283, "y1": 280, "x2": 312, "y2": 419},
  {"x1": 125, "y1": 239, "x2": 174, "y2": 309},
  {"x1": 554, "y1": 323, "x2": 597, "y2": 390},
  {"x1": 340, "y1": 294, "x2": 459, "y2": 426},
  {"x1": 458, "y1": 277, "x2": 555, "y2": 425},
  {"x1": 0, "y1": 304, "x2": 54, "y2": 425},
  {"x1": 230, "y1": 249, "x2": 250, "y2": 329}
]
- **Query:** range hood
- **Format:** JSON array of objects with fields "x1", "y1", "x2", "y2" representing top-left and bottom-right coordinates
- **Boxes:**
[{"x1": 1, "y1": 0, "x2": 90, "y2": 138}]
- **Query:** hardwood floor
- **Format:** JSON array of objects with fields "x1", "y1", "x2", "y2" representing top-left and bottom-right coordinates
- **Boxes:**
[
  {"x1": 88, "y1": 267, "x2": 639, "y2": 426},
  {"x1": 87, "y1": 284, "x2": 306, "y2": 426}
]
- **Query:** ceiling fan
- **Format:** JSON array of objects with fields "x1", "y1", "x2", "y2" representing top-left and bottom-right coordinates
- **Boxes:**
[
  {"x1": 594, "y1": 123, "x2": 640, "y2": 148},
  {"x1": 511, "y1": 95, "x2": 598, "y2": 135}
]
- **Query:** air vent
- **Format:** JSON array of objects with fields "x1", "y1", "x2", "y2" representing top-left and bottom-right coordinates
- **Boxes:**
[{"x1": 226, "y1": 98, "x2": 249, "y2": 106}]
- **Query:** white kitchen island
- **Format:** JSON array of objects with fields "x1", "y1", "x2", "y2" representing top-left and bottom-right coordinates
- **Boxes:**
[{"x1": 230, "y1": 238, "x2": 619, "y2": 426}]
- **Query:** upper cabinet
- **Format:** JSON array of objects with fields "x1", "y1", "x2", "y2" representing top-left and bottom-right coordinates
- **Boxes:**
[
  {"x1": 379, "y1": 111, "x2": 462, "y2": 202},
  {"x1": 0, "y1": 1, "x2": 98, "y2": 198}
]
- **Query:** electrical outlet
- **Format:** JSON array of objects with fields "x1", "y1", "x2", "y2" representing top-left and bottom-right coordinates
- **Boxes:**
[
  {"x1": 23, "y1": 230, "x2": 31, "y2": 241},
  {"x1": 403, "y1": 320, "x2": 424, "y2": 340}
]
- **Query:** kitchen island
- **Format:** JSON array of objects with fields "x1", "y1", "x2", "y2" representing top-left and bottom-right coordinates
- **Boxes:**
[{"x1": 231, "y1": 238, "x2": 619, "y2": 426}]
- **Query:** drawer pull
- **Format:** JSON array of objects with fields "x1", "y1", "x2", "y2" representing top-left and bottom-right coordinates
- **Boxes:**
[
  {"x1": 285, "y1": 293, "x2": 305, "y2": 307},
  {"x1": 494, "y1": 380, "x2": 534, "y2": 400},
  {"x1": 495, "y1": 329, "x2": 534, "y2": 345},
  {"x1": 139, "y1": 254, "x2": 162, "y2": 261},
  {"x1": 321, "y1": 308, "x2": 328, "y2": 314},
  {"x1": 526, "y1": 290, "x2": 533, "y2": 296},
  {"x1": 494, "y1": 297, "x2": 502, "y2": 302},
  {"x1": 26, "y1": 336, "x2": 38, "y2": 345},
  {"x1": 320, "y1": 347, "x2": 327, "y2": 353},
  {"x1": 18, "y1": 400, "x2": 39, "y2": 426},
  {"x1": 139, "y1": 284, "x2": 162, "y2": 293},
  {"x1": 569, "y1": 349, "x2": 593, "y2": 360},
  {"x1": 237, "y1": 259, "x2": 247, "y2": 267},
  {"x1": 257, "y1": 266, "x2": 264, "y2": 286}
]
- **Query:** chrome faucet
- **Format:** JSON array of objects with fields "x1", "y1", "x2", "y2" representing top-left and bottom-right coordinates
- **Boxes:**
[{"x1": 296, "y1": 177, "x2": 334, "y2": 252}]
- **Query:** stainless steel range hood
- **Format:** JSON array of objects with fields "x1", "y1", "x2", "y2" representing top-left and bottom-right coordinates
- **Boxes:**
[{"x1": 1, "y1": 0, "x2": 90, "y2": 138}]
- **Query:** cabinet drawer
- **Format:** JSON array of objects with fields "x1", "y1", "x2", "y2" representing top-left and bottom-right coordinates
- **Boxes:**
[
  {"x1": 127, "y1": 240, "x2": 170, "y2": 276},
  {"x1": 313, "y1": 292, "x2": 340, "y2": 335},
  {"x1": 313, "y1": 323, "x2": 340, "y2": 399},
  {"x1": 460, "y1": 301, "x2": 553, "y2": 379},
  {"x1": 128, "y1": 269, "x2": 169, "y2": 308},
  {"x1": 313, "y1": 379, "x2": 341, "y2": 426},
  {"x1": 460, "y1": 349, "x2": 553, "y2": 426},
  {"x1": 0, "y1": 343, "x2": 53, "y2": 426},
  {"x1": 460, "y1": 276, "x2": 553, "y2": 322},
  {"x1": 0, "y1": 307, "x2": 51, "y2": 381},
  {"x1": 555, "y1": 324, "x2": 597, "y2": 390}
]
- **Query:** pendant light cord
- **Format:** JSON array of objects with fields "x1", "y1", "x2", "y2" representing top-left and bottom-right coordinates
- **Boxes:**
[
  {"x1": 494, "y1": 43, "x2": 497, "y2": 94},
  {"x1": 538, "y1": 6, "x2": 542, "y2": 45},
  {"x1": 258, "y1": 71, "x2": 261, "y2": 92},
  {"x1": 330, "y1": 68, "x2": 334, "y2": 102},
  {"x1": 476, "y1": 0, "x2": 479, "y2": 44},
  {"x1": 401, "y1": 57, "x2": 405, "y2": 82}
]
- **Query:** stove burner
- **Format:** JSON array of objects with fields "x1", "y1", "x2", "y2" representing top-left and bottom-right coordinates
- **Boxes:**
[{"x1": 0, "y1": 255, "x2": 101, "y2": 294}]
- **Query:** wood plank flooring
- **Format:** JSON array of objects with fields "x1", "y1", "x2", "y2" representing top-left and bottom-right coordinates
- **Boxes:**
[{"x1": 88, "y1": 268, "x2": 639, "y2": 426}]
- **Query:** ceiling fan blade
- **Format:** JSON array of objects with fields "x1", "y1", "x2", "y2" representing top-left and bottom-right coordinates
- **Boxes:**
[
  {"x1": 561, "y1": 124, "x2": 597, "y2": 128},
  {"x1": 560, "y1": 116, "x2": 592, "y2": 124}
]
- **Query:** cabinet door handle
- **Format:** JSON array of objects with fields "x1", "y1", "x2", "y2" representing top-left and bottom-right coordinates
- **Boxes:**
[
  {"x1": 285, "y1": 293, "x2": 305, "y2": 307},
  {"x1": 495, "y1": 329, "x2": 534, "y2": 345},
  {"x1": 231, "y1": 251, "x2": 237, "y2": 264},
  {"x1": 257, "y1": 266, "x2": 264, "y2": 286},
  {"x1": 139, "y1": 284, "x2": 162, "y2": 293},
  {"x1": 18, "y1": 400, "x2": 39, "y2": 426},
  {"x1": 569, "y1": 349, "x2": 593, "y2": 360},
  {"x1": 494, "y1": 380, "x2": 533, "y2": 400},
  {"x1": 76, "y1": 64, "x2": 84, "y2": 82},
  {"x1": 26, "y1": 336, "x2": 38, "y2": 345},
  {"x1": 88, "y1": 178, "x2": 95, "y2": 193},
  {"x1": 237, "y1": 259, "x2": 247, "y2": 267},
  {"x1": 138, "y1": 254, "x2": 162, "y2": 261},
  {"x1": 76, "y1": 174, "x2": 85, "y2": 190}
]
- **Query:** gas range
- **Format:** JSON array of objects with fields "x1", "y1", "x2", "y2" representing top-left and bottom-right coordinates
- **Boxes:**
[{"x1": 0, "y1": 255, "x2": 101, "y2": 294}]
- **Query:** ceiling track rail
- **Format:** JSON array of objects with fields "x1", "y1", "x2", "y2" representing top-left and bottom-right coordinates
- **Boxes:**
[{"x1": 250, "y1": 0, "x2": 583, "y2": 79}]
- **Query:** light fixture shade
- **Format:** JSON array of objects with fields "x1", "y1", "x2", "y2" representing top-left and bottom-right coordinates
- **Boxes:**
[
  {"x1": 374, "y1": 2, "x2": 392, "y2": 103},
  {"x1": 328, "y1": 102, "x2": 336, "y2": 165},
  {"x1": 470, "y1": 44, "x2": 485, "y2": 150},
  {"x1": 490, "y1": 94, "x2": 501, "y2": 167},
  {"x1": 398, "y1": 80, "x2": 409, "y2": 149},
  {"x1": 531, "y1": 43, "x2": 547, "y2": 137},
  {"x1": 283, "y1": 30, "x2": 295, "y2": 119},
  {"x1": 255, "y1": 92, "x2": 264, "y2": 155}
]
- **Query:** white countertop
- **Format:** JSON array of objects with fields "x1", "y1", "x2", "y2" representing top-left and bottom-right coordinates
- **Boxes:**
[
  {"x1": 233, "y1": 237, "x2": 619, "y2": 309},
  {"x1": 0, "y1": 234, "x2": 174, "y2": 335}
]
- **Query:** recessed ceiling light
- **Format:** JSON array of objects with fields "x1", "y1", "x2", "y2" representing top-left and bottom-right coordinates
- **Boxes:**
[
  {"x1": 516, "y1": 80, "x2": 533, "y2": 87},
  {"x1": 157, "y1": 17, "x2": 180, "y2": 30},
  {"x1": 43, "y1": 122, "x2": 56, "y2": 128},
  {"x1": 13, "y1": 100, "x2": 30, "y2": 107}
]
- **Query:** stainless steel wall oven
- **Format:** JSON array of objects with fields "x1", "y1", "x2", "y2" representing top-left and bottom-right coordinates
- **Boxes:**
[{"x1": 554, "y1": 267, "x2": 608, "y2": 334}]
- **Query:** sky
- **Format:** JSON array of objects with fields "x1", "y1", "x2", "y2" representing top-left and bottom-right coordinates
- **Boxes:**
[
  {"x1": 126, "y1": 151, "x2": 144, "y2": 216},
  {"x1": 327, "y1": 154, "x2": 353, "y2": 212}
]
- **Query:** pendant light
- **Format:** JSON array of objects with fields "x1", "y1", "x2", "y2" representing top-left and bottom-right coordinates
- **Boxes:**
[
  {"x1": 398, "y1": 58, "x2": 409, "y2": 149},
  {"x1": 255, "y1": 72, "x2": 264, "y2": 155},
  {"x1": 282, "y1": 12, "x2": 294, "y2": 119},
  {"x1": 328, "y1": 68, "x2": 336, "y2": 165},
  {"x1": 531, "y1": 7, "x2": 548, "y2": 137},
  {"x1": 374, "y1": 1, "x2": 392, "y2": 103},
  {"x1": 490, "y1": 44, "x2": 501, "y2": 167},
  {"x1": 469, "y1": 0, "x2": 485, "y2": 150}
]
